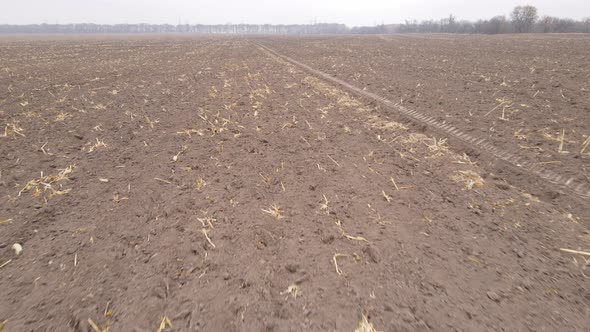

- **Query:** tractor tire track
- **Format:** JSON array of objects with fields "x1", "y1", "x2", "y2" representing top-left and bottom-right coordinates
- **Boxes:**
[{"x1": 258, "y1": 43, "x2": 590, "y2": 201}]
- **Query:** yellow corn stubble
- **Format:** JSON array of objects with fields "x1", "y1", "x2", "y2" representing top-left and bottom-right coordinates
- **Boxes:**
[
  {"x1": 452, "y1": 170, "x2": 484, "y2": 190},
  {"x1": 19, "y1": 165, "x2": 76, "y2": 198},
  {"x1": 262, "y1": 204, "x2": 284, "y2": 220}
]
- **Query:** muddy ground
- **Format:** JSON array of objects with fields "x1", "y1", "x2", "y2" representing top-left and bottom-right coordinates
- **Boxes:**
[{"x1": 0, "y1": 35, "x2": 589, "y2": 331}]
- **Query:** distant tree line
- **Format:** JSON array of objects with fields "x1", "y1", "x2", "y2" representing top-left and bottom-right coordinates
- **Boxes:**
[
  {"x1": 0, "y1": 23, "x2": 348, "y2": 35},
  {"x1": 1, "y1": 6, "x2": 589, "y2": 35},
  {"x1": 376, "y1": 6, "x2": 590, "y2": 34}
]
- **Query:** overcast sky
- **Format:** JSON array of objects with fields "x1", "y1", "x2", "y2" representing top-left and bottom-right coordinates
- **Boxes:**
[{"x1": 1, "y1": 0, "x2": 589, "y2": 26}]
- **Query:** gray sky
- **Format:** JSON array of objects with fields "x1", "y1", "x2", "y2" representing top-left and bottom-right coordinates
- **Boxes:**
[{"x1": 1, "y1": 0, "x2": 589, "y2": 26}]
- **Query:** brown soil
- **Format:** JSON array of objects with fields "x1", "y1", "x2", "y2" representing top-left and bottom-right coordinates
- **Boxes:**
[
  {"x1": 264, "y1": 34, "x2": 590, "y2": 197},
  {"x1": 1, "y1": 35, "x2": 589, "y2": 331}
]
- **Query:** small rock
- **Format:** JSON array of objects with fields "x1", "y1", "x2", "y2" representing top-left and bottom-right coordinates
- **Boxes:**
[
  {"x1": 285, "y1": 263, "x2": 299, "y2": 273},
  {"x1": 321, "y1": 235, "x2": 335, "y2": 244},
  {"x1": 12, "y1": 243, "x2": 23, "y2": 256},
  {"x1": 399, "y1": 308, "x2": 415, "y2": 322},
  {"x1": 496, "y1": 183, "x2": 510, "y2": 190},
  {"x1": 487, "y1": 291, "x2": 501, "y2": 302},
  {"x1": 363, "y1": 245, "x2": 380, "y2": 263},
  {"x1": 520, "y1": 278, "x2": 533, "y2": 290},
  {"x1": 72, "y1": 133, "x2": 84, "y2": 140}
]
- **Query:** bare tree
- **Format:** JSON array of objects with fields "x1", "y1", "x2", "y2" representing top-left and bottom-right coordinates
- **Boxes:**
[
  {"x1": 539, "y1": 16, "x2": 554, "y2": 33},
  {"x1": 440, "y1": 14, "x2": 457, "y2": 33},
  {"x1": 511, "y1": 5, "x2": 538, "y2": 32}
]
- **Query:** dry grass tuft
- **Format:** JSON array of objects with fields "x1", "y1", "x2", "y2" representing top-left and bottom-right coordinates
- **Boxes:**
[
  {"x1": 259, "y1": 173, "x2": 273, "y2": 186},
  {"x1": 424, "y1": 137, "x2": 449, "y2": 157},
  {"x1": 370, "y1": 213, "x2": 389, "y2": 225},
  {"x1": 520, "y1": 192, "x2": 541, "y2": 203},
  {"x1": 468, "y1": 255, "x2": 484, "y2": 266},
  {"x1": 367, "y1": 115, "x2": 408, "y2": 131},
  {"x1": 333, "y1": 253, "x2": 348, "y2": 275},
  {"x1": 124, "y1": 110, "x2": 137, "y2": 120},
  {"x1": 381, "y1": 190, "x2": 392, "y2": 202},
  {"x1": 452, "y1": 153, "x2": 477, "y2": 165},
  {"x1": 54, "y1": 111, "x2": 72, "y2": 122},
  {"x1": 580, "y1": 136, "x2": 590, "y2": 154},
  {"x1": 84, "y1": 138, "x2": 108, "y2": 152},
  {"x1": 559, "y1": 248, "x2": 590, "y2": 257},
  {"x1": 0, "y1": 218, "x2": 13, "y2": 225},
  {"x1": 335, "y1": 220, "x2": 369, "y2": 243},
  {"x1": 513, "y1": 129, "x2": 527, "y2": 140},
  {"x1": 262, "y1": 204, "x2": 284, "y2": 220},
  {"x1": 452, "y1": 170, "x2": 484, "y2": 190},
  {"x1": 491, "y1": 198, "x2": 516, "y2": 209},
  {"x1": 565, "y1": 213, "x2": 580, "y2": 223},
  {"x1": 201, "y1": 228, "x2": 216, "y2": 248},
  {"x1": 558, "y1": 129, "x2": 568, "y2": 154},
  {"x1": 113, "y1": 194, "x2": 128, "y2": 203},
  {"x1": 333, "y1": 253, "x2": 361, "y2": 275},
  {"x1": 19, "y1": 165, "x2": 76, "y2": 198},
  {"x1": 156, "y1": 316, "x2": 172, "y2": 332},
  {"x1": 281, "y1": 284, "x2": 302, "y2": 299},
  {"x1": 319, "y1": 194, "x2": 330, "y2": 211},
  {"x1": 355, "y1": 314, "x2": 382, "y2": 332},
  {"x1": 2, "y1": 122, "x2": 25, "y2": 138},
  {"x1": 390, "y1": 177, "x2": 399, "y2": 190},
  {"x1": 198, "y1": 216, "x2": 216, "y2": 228},
  {"x1": 541, "y1": 129, "x2": 562, "y2": 142},
  {"x1": 400, "y1": 133, "x2": 425, "y2": 145},
  {"x1": 196, "y1": 177, "x2": 206, "y2": 192},
  {"x1": 177, "y1": 128, "x2": 204, "y2": 137},
  {"x1": 87, "y1": 318, "x2": 109, "y2": 332},
  {"x1": 144, "y1": 115, "x2": 159, "y2": 129},
  {"x1": 208, "y1": 86, "x2": 218, "y2": 98}
]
